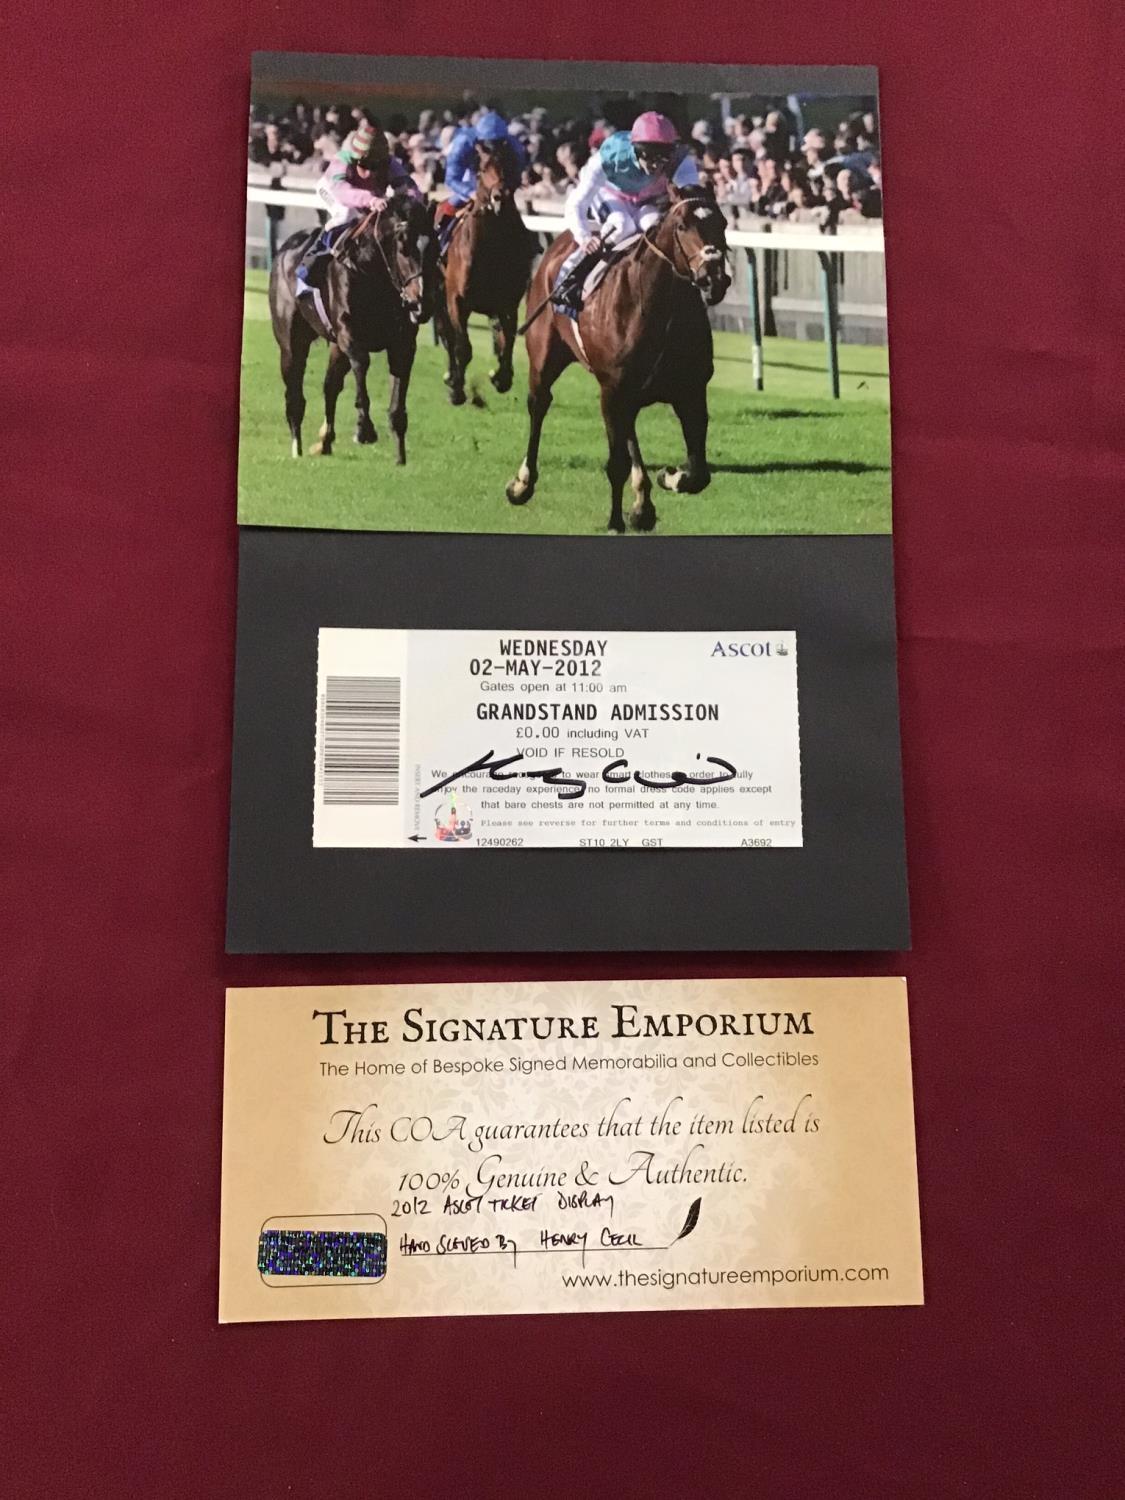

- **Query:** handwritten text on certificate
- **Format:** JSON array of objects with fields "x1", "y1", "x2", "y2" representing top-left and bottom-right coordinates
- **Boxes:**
[
  {"x1": 313, "y1": 629, "x2": 802, "y2": 848},
  {"x1": 219, "y1": 979, "x2": 923, "y2": 1322}
]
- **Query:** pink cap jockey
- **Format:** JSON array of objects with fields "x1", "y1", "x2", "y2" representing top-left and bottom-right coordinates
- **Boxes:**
[
  {"x1": 562, "y1": 110, "x2": 699, "y2": 249},
  {"x1": 552, "y1": 108, "x2": 701, "y2": 315}
]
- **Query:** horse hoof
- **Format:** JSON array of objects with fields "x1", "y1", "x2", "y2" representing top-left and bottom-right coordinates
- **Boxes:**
[
  {"x1": 489, "y1": 369, "x2": 512, "y2": 393},
  {"x1": 657, "y1": 466, "x2": 709, "y2": 495},
  {"x1": 448, "y1": 389, "x2": 467, "y2": 407},
  {"x1": 606, "y1": 519, "x2": 626, "y2": 535},
  {"x1": 290, "y1": 439, "x2": 302, "y2": 459},
  {"x1": 354, "y1": 425, "x2": 377, "y2": 445},
  {"x1": 507, "y1": 463, "x2": 534, "y2": 505},
  {"x1": 310, "y1": 441, "x2": 332, "y2": 457},
  {"x1": 628, "y1": 504, "x2": 658, "y2": 533}
]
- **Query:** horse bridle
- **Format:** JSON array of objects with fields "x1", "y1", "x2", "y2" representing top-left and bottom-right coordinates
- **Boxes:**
[
  {"x1": 473, "y1": 171, "x2": 507, "y2": 214},
  {"x1": 641, "y1": 198, "x2": 729, "y2": 287},
  {"x1": 352, "y1": 206, "x2": 425, "y2": 308}
]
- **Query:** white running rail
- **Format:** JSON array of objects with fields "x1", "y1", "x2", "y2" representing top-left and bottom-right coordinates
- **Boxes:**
[{"x1": 245, "y1": 181, "x2": 885, "y2": 255}]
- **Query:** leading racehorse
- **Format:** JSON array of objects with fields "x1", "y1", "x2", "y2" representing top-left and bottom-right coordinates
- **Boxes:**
[
  {"x1": 269, "y1": 195, "x2": 436, "y2": 463},
  {"x1": 435, "y1": 144, "x2": 536, "y2": 404},
  {"x1": 505, "y1": 184, "x2": 731, "y2": 532}
]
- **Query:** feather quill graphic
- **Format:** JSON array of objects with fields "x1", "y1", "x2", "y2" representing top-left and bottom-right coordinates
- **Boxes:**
[{"x1": 673, "y1": 1198, "x2": 702, "y2": 1243}]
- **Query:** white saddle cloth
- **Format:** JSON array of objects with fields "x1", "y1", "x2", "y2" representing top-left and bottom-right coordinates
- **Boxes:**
[{"x1": 580, "y1": 234, "x2": 641, "y2": 302}]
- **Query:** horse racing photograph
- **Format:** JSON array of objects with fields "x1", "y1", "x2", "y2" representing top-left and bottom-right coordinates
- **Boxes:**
[{"x1": 240, "y1": 54, "x2": 890, "y2": 536}]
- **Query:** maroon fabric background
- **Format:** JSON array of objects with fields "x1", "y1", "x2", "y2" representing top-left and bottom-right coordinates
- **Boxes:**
[{"x1": 4, "y1": 4, "x2": 1121, "y2": 1495}]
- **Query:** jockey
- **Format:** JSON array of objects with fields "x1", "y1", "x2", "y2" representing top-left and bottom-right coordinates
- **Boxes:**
[
  {"x1": 435, "y1": 108, "x2": 527, "y2": 251},
  {"x1": 552, "y1": 112, "x2": 700, "y2": 318},
  {"x1": 296, "y1": 123, "x2": 418, "y2": 304}
]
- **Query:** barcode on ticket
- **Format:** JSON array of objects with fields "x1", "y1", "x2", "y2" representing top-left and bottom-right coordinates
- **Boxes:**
[
  {"x1": 320, "y1": 677, "x2": 401, "y2": 805},
  {"x1": 314, "y1": 630, "x2": 409, "y2": 847}
]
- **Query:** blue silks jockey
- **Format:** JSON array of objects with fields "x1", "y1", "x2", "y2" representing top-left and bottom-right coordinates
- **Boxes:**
[{"x1": 436, "y1": 109, "x2": 527, "y2": 251}]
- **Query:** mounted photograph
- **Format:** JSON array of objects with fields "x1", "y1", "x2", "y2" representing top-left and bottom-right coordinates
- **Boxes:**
[{"x1": 241, "y1": 54, "x2": 889, "y2": 536}]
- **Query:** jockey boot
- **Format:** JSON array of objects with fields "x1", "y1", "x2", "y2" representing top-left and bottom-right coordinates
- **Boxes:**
[
  {"x1": 294, "y1": 239, "x2": 335, "y2": 340},
  {"x1": 296, "y1": 255, "x2": 327, "y2": 295},
  {"x1": 436, "y1": 206, "x2": 463, "y2": 258},
  {"x1": 297, "y1": 224, "x2": 348, "y2": 295},
  {"x1": 551, "y1": 246, "x2": 603, "y2": 319}
]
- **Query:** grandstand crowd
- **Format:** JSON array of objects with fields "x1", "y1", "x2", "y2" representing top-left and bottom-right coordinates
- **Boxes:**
[{"x1": 248, "y1": 96, "x2": 883, "y2": 224}]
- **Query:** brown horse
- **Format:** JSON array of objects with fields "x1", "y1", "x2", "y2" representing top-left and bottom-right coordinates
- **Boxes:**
[
  {"x1": 505, "y1": 185, "x2": 731, "y2": 532},
  {"x1": 435, "y1": 144, "x2": 535, "y2": 404},
  {"x1": 269, "y1": 196, "x2": 435, "y2": 464}
]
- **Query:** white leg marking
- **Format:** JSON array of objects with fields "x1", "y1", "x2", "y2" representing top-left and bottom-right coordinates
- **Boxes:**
[{"x1": 508, "y1": 460, "x2": 533, "y2": 500}]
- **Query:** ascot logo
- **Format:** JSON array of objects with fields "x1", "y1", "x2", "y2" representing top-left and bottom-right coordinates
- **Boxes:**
[{"x1": 710, "y1": 640, "x2": 778, "y2": 658}]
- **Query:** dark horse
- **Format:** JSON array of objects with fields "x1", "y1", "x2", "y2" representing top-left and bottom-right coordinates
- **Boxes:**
[
  {"x1": 506, "y1": 185, "x2": 731, "y2": 532},
  {"x1": 269, "y1": 195, "x2": 436, "y2": 463},
  {"x1": 435, "y1": 144, "x2": 536, "y2": 404}
]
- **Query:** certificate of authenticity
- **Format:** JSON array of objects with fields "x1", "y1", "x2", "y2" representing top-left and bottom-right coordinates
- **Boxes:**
[
  {"x1": 219, "y1": 978, "x2": 922, "y2": 1323},
  {"x1": 314, "y1": 629, "x2": 802, "y2": 848}
]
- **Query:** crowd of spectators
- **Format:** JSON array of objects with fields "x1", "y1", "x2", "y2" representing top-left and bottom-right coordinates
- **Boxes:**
[{"x1": 249, "y1": 96, "x2": 883, "y2": 224}]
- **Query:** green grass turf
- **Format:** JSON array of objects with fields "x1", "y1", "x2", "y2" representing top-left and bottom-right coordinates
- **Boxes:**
[{"x1": 238, "y1": 269, "x2": 890, "y2": 535}]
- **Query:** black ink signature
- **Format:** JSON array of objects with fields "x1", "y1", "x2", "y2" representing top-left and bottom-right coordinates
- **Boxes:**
[
  {"x1": 398, "y1": 1198, "x2": 701, "y2": 1268},
  {"x1": 419, "y1": 752, "x2": 738, "y2": 802}
]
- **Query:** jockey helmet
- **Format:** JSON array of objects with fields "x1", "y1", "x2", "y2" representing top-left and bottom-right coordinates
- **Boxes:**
[
  {"x1": 630, "y1": 112, "x2": 679, "y2": 173},
  {"x1": 630, "y1": 112, "x2": 679, "y2": 146},
  {"x1": 475, "y1": 109, "x2": 509, "y2": 142},
  {"x1": 347, "y1": 124, "x2": 388, "y2": 167}
]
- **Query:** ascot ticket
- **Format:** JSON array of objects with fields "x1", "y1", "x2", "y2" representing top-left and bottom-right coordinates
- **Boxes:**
[{"x1": 313, "y1": 628, "x2": 802, "y2": 848}]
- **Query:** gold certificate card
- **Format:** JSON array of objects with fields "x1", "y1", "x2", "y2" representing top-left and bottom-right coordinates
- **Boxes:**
[{"x1": 219, "y1": 977, "x2": 922, "y2": 1322}]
